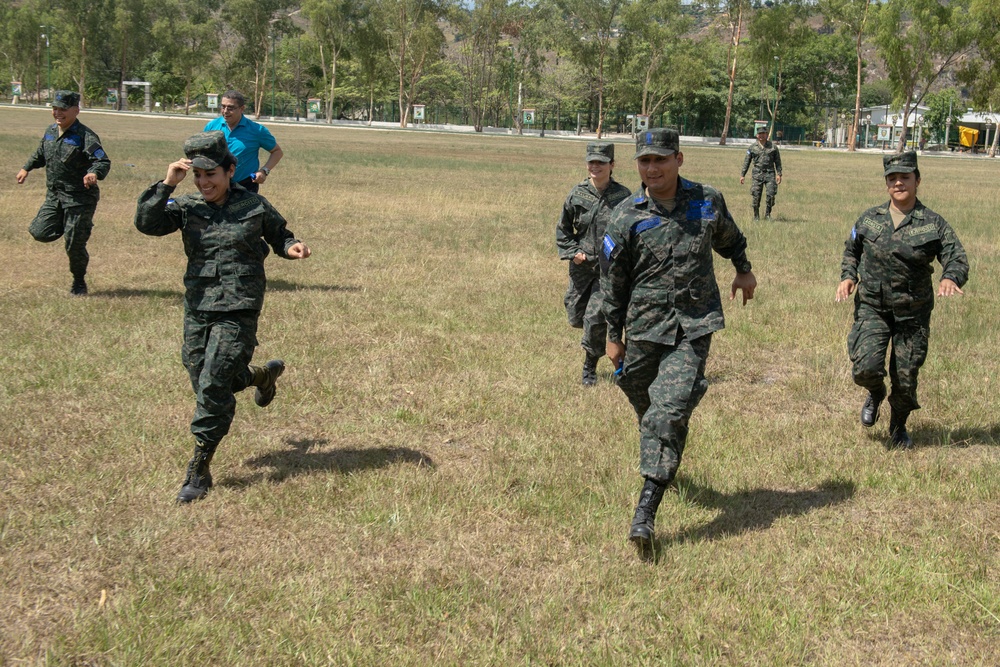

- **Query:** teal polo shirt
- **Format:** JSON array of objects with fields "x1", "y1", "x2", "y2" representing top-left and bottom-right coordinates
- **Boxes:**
[{"x1": 203, "y1": 115, "x2": 277, "y2": 183}]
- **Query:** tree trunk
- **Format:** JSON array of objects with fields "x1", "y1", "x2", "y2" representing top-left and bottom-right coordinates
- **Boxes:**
[
  {"x1": 896, "y1": 99, "x2": 913, "y2": 153},
  {"x1": 329, "y1": 50, "x2": 338, "y2": 124},
  {"x1": 78, "y1": 37, "x2": 86, "y2": 108},
  {"x1": 720, "y1": 5, "x2": 744, "y2": 146}
]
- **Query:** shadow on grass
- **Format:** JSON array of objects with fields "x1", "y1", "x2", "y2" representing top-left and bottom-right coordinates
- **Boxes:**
[
  {"x1": 862, "y1": 423, "x2": 1000, "y2": 450},
  {"x1": 219, "y1": 437, "x2": 435, "y2": 488},
  {"x1": 657, "y1": 478, "x2": 856, "y2": 550},
  {"x1": 95, "y1": 287, "x2": 183, "y2": 299},
  {"x1": 267, "y1": 279, "x2": 361, "y2": 293}
]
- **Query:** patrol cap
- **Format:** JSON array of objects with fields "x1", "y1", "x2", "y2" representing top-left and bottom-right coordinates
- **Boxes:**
[
  {"x1": 634, "y1": 128, "x2": 679, "y2": 159},
  {"x1": 883, "y1": 150, "x2": 918, "y2": 176},
  {"x1": 586, "y1": 141, "x2": 614, "y2": 163},
  {"x1": 183, "y1": 131, "x2": 235, "y2": 170},
  {"x1": 755, "y1": 121, "x2": 769, "y2": 135},
  {"x1": 52, "y1": 90, "x2": 80, "y2": 109}
]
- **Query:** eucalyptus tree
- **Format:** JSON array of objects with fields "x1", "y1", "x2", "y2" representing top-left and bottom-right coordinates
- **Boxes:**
[
  {"x1": 551, "y1": 0, "x2": 629, "y2": 138},
  {"x1": 150, "y1": 0, "x2": 220, "y2": 113},
  {"x1": 51, "y1": 0, "x2": 113, "y2": 105},
  {"x1": 959, "y1": 0, "x2": 1000, "y2": 155},
  {"x1": 223, "y1": 0, "x2": 295, "y2": 117},
  {"x1": 616, "y1": 0, "x2": 698, "y2": 121},
  {"x1": 874, "y1": 0, "x2": 974, "y2": 152},
  {"x1": 375, "y1": 0, "x2": 448, "y2": 127},
  {"x1": 714, "y1": 0, "x2": 752, "y2": 144},
  {"x1": 746, "y1": 0, "x2": 811, "y2": 140},
  {"x1": 302, "y1": 0, "x2": 361, "y2": 122},
  {"x1": 453, "y1": 0, "x2": 517, "y2": 132},
  {"x1": 820, "y1": 0, "x2": 877, "y2": 150}
]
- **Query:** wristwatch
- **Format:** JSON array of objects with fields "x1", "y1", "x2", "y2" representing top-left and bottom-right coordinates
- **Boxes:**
[{"x1": 260, "y1": 167, "x2": 271, "y2": 176}]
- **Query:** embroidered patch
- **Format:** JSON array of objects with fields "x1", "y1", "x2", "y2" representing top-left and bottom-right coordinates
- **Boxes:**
[
  {"x1": 686, "y1": 199, "x2": 714, "y2": 221},
  {"x1": 633, "y1": 191, "x2": 646, "y2": 204},
  {"x1": 861, "y1": 217, "x2": 882, "y2": 233},
  {"x1": 632, "y1": 216, "x2": 661, "y2": 235},
  {"x1": 63, "y1": 135, "x2": 81, "y2": 146},
  {"x1": 44, "y1": 133, "x2": 56, "y2": 141},
  {"x1": 93, "y1": 148, "x2": 106, "y2": 159},
  {"x1": 230, "y1": 198, "x2": 260, "y2": 213},
  {"x1": 851, "y1": 226, "x2": 857, "y2": 241},
  {"x1": 602, "y1": 234, "x2": 617, "y2": 260},
  {"x1": 908, "y1": 224, "x2": 936, "y2": 236}
]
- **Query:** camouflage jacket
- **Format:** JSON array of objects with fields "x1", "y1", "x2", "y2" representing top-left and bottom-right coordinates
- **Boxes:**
[
  {"x1": 23, "y1": 120, "x2": 111, "y2": 205},
  {"x1": 600, "y1": 177, "x2": 752, "y2": 345},
  {"x1": 135, "y1": 181, "x2": 301, "y2": 312},
  {"x1": 556, "y1": 178, "x2": 631, "y2": 268},
  {"x1": 740, "y1": 140, "x2": 782, "y2": 179},
  {"x1": 841, "y1": 199, "x2": 969, "y2": 320}
]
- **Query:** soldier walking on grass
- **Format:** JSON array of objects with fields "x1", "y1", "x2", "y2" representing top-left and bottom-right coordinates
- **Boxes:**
[
  {"x1": 135, "y1": 132, "x2": 311, "y2": 503},
  {"x1": 601, "y1": 129, "x2": 757, "y2": 553},
  {"x1": 740, "y1": 123, "x2": 782, "y2": 220},
  {"x1": 836, "y1": 151, "x2": 968, "y2": 449},
  {"x1": 557, "y1": 142, "x2": 631, "y2": 385},
  {"x1": 16, "y1": 91, "x2": 111, "y2": 295}
]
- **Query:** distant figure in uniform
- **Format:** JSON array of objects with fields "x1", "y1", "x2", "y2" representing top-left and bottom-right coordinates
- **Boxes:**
[
  {"x1": 16, "y1": 90, "x2": 111, "y2": 295},
  {"x1": 740, "y1": 124, "x2": 782, "y2": 220},
  {"x1": 556, "y1": 142, "x2": 631, "y2": 385},
  {"x1": 836, "y1": 151, "x2": 968, "y2": 449},
  {"x1": 135, "y1": 131, "x2": 311, "y2": 503},
  {"x1": 602, "y1": 129, "x2": 757, "y2": 554},
  {"x1": 204, "y1": 90, "x2": 283, "y2": 193}
]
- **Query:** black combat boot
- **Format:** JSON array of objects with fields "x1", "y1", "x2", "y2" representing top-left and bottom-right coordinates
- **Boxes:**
[
  {"x1": 888, "y1": 411, "x2": 913, "y2": 449},
  {"x1": 251, "y1": 359, "x2": 285, "y2": 407},
  {"x1": 629, "y1": 477, "x2": 668, "y2": 548},
  {"x1": 582, "y1": 354, "x2": 599, "y2": 386},
  {"x1": 764, "y1": 206, "x2": 772, "y2": 220},
  {"x1": 70, "y1": 276, "x2": 88, "y2": 296},
  {"x1": 860, "y1": 389, "x2": 885, "y2": 427},
  {"x1": 177, "y1": 443, "x2": 217, "y2": 503},
  {"x1": 752, "y1": 206, "x2": 760, "y2": 220}
]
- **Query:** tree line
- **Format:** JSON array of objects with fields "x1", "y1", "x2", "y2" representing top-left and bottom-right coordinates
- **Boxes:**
[{"x1": 2, "y1": 0, "x2": 998, "y2": 151}]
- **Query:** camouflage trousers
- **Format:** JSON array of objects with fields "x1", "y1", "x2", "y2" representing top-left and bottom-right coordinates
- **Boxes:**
[
  {"x1": 182, "y1": 308, "x2": 259, "y2": 447},
  {"x1": 617, "y1": 335, "x2": 712, "y2": 483},
  {"x1": 564, "y1": 261, "x2": 607, "y2": 358},
  {"x1": 29, "y1": 193, "x2": 96, "y2": 279},
  {"x1": 750, "y1": 175, "x2": 778, "y2": 212},
  {"x1": 848, "y1": 303, "x2": 930, "y2": 415}
]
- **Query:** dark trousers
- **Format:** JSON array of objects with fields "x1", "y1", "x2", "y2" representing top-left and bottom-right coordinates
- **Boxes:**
[
  {"x1": 848, "y1": 303, "x2": 929, "y2": 415},
  {"x1": 617, "y1": 335, "x2": 712, "y2": 483},
  {"x1": 563, "y1": 261, "x2": 607, "y2": 358},
  {"x1": 237, "y1": 177, "x2": 260, "y2": 193},
  {"x1": 182, "y1": 308, "x2": 259, "y2": 446},
  {"x1": 750, "y1": 175, "x2": 778, "y2": 211},
  {"x1": 29, "y1": 193, "x2": 96, "y2": 279}
]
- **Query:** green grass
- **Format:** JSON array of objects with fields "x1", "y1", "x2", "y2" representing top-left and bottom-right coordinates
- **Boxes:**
[{"x1": 0, "y1": 107, "x2": 997, "y2": 665}]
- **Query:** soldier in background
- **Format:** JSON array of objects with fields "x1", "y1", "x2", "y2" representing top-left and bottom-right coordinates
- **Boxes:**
[
  {"x1": 16, "y1": 90, "x2": 111, "y2": 295},
  {"x1": 602, "y1": 129, "x2": 757, "y2": 553},
  {"x1": 556, "y1": 142, "x2": 631, "y2": 386},
  {"x1": 740, "y1": 123, "x2": 782, "y2": 220},
  {"x1": 836, "y1": 151, "x2": 968, "y2": 449},
  {"x1": 135, "y1": 131, "x2": 311, "y2": 503}
]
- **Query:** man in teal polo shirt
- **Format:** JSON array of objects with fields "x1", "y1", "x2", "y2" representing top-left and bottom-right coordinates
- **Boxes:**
[{"x1": 203, "y1": 90, "x2": 283, "y2": 193}]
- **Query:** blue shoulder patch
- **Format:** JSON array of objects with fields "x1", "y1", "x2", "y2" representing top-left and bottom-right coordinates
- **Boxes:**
[
  {"x1": 167, "y1": 198, "x2": 176, "y2": 205},
  {"x1": 633, "y1": 191, "x2": 646, "y2": 204},
  {"x1": 747, "y1": 149, "x2": 752, "y2": 154},
  {"x1": 93, "y1": 148, "x2": 106, "y2": 159},
  {"x1": 44, "y1": 133, "x2": 56, "y2": 141},
  {"x1": 632, "y1": 216, "x2": 662, "y2": 235},
  {"x1": 851, "y1": 226, "x2": 857, "y2": 240},
  {"x1": 686, "y1": 200, "x2": 714, "y2": 221},
  {"x1": 602, "y1": 234, "x2": 617, "y2": 260}
]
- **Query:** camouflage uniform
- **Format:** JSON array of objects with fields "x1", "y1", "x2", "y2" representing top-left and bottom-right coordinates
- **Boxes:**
[
  {"x1": 841, "y1": 154, "x2": 968, "y2": 424},
  {"x1": 602, "y1": 167, "x2": 752, "y2": 484},
  {"x1": 556, "y1": 142, "x2": 631, "y2": 362},
  {"x1": 740, "y1": 136, "x2": 781, "y2": 218},
  {"x1": 21, "y1": 91, "x2": 111, "y2": 288},
  {"x1": 134, "y1": 133, "x2": 302, "y2": 452}
]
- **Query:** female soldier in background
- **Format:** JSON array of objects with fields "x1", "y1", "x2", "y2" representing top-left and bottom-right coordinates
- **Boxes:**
[{"x1": 556, "y1": 142, "x2": 631, "y2": 386}]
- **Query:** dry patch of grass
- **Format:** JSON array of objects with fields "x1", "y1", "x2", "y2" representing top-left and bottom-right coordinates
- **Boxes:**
[{"x1": 1, "y1": 107, "x2": 997, "y2": 665}]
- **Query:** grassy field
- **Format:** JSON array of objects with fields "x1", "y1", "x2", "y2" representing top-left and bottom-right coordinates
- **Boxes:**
[{"x1": 0, "y1": 106, "x2": 997, "y2": 665}]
